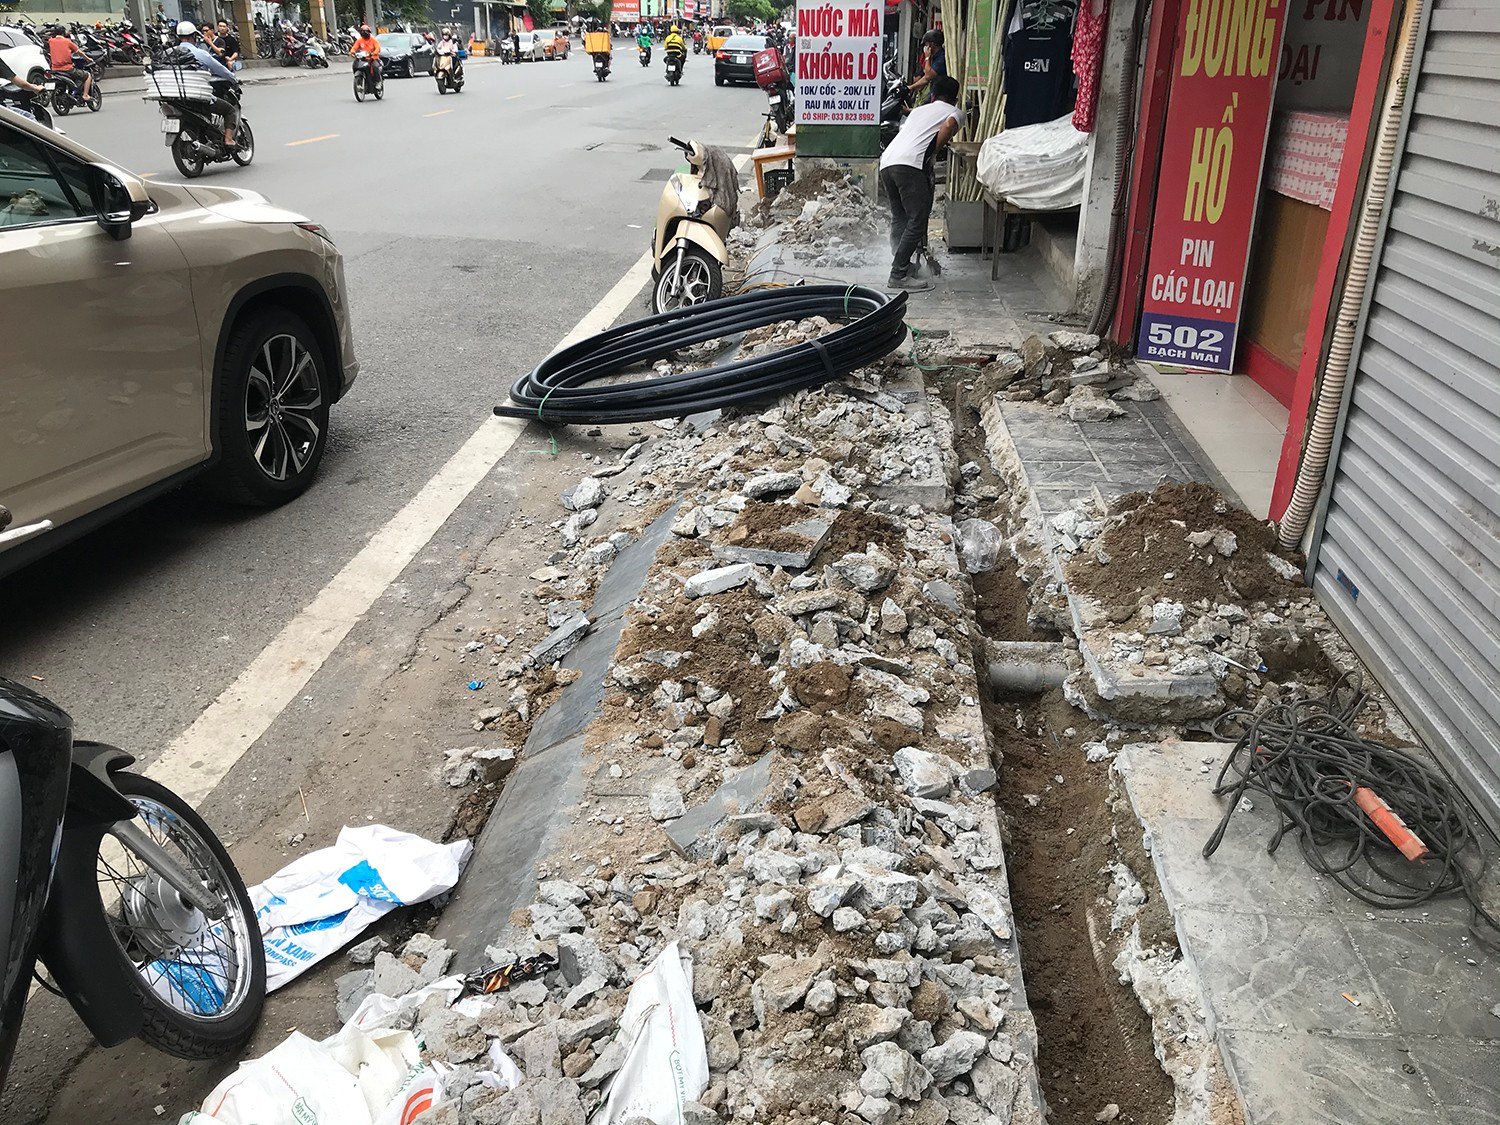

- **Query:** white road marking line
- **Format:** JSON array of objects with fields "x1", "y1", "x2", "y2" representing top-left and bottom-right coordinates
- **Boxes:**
[{"x1": 146, "y1": 251, "x2": 657, "y2": 808}]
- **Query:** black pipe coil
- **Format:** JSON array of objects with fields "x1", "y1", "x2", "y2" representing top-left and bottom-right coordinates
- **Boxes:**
[{"x1": 494, "y1": 285, "x2": 909, "y2": 426}]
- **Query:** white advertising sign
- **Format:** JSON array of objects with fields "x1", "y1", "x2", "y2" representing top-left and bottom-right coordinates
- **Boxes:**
[{"x1": 794, "y1": 0, "x2": 883, "y2": 126}]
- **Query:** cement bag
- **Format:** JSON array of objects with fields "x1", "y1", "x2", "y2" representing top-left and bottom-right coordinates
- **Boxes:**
[
  {"x1": 599, "y1": 941, "x2": 709, "y2": 1124},
  {"x1": 251, "y1": 825, "x2": 471, "y2": 990},
  {"x1": 184, "y1": 1031, "x2": 374, "y2": 1125},
  {"x1": 976, "y1": 116, "x2": 1089, "y2": 210}
]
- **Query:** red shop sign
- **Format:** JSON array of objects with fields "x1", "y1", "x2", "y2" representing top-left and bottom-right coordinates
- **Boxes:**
[{"x1": 1136, "y1": 0, "x2": 1288, "y2": 371}]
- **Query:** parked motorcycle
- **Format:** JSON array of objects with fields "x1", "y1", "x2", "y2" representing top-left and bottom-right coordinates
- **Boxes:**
[
  {"x1": 651, "y1": 136, "x2": 732, "y2": 313},
  {"x1": 146, "y1": 60, "x2": 253, "y2": 178},
  {"x1": 754, "y1": 44, "x2": 792, "y2": 148},
  {"x1": 664, "y1": 47, "x2": 683, "y2": 85},
  {"x1": 879, "y1": 59, "x2": 910, "y2": 150},
  {"x1": 0, "y1": 669, "x2": 266, "y2": 1087},
  {"x1": 352, "y1": 49, "x2": 384, "y2": 100},
  {"x1": 302, "y1": 36, "x2": 329, "y2": 67},
  {"x1": 433, "y1": 52, "x2": 463, "y2": 93}
]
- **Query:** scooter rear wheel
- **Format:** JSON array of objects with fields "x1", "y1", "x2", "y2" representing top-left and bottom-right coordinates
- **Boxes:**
[
  {"x1": 171, "y1": 135, "x2": 205, "y2": 178},
  {"x1": 93, "y1": 772, "x2": 266, "y2": 1059}
]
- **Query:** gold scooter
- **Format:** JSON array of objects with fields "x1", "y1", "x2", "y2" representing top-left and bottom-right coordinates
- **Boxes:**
[{"x1": 651, "y1": 136, "x2": 734, "y2": 314}]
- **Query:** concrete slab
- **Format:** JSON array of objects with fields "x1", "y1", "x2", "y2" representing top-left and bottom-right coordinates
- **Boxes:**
[
  {"x1": 1116, "y1": 740, "x2": 1500, "y2": 1125},
  {"x1": 436, "y1": 507, "x2": 679, "y2": 968},
  {"x1": 435, "y1": 731, "x2": 587, "y2": 968}
]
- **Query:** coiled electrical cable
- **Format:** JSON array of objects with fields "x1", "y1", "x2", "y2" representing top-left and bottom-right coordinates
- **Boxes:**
[
  {"x1": 494, "y1": 285, "x2": 908, "y2": 426},
  {"x1": 1205, "y1": 672, "x2": 1499, "y2": 946}
]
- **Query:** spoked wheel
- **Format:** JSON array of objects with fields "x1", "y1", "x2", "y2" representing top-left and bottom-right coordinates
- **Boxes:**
[
  {"x1": 652, "y1": 246, "x2": 723, "y2": 313},
  {"x1": 354, "y1": 73, "x2": 366, "y2": 101},
  {"x1": 232, "y1": 120, "x2": 254, "y2": 165},
  {"x1": 171, "y1": 134, "x2": 204, "y2": 177},
  {"x1": 374, "y1": 75, "x2": 384, "y2": 100},
  {"x1": 96, "y1": 773, "x2": 265, "y2": 1059}
]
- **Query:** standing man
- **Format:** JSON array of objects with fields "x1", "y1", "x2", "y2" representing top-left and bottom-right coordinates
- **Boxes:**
[
  {"x1": 216, "y1": 19, "x2": 243, "y2": 70},
  {"x1": 907, "y1": 28, "x2": 946, "y2": 97},
  {"x1": 878, "y1": 74, "x2": 963, "y2": 292}
]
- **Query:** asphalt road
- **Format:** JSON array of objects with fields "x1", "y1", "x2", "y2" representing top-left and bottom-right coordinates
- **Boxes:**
[{"x1": 1, "y1": 49, "x2": 767, "y2": 1122}]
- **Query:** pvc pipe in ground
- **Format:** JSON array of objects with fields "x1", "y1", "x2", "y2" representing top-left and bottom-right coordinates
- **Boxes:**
[{"x1": 987, "y1": 640, "x2": 1069, "y2": 694}]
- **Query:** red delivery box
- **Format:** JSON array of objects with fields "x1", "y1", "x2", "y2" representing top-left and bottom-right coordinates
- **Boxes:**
[{"x1": 753, "y1": 47, "x2": 788, "y2": 89}]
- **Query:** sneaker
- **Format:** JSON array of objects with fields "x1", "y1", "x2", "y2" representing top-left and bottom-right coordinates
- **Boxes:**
[{"x1": 886, "y1": 275, "x2": 934, "y2": 292}]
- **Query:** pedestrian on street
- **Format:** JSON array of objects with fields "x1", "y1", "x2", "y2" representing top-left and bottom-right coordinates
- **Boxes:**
[{"x1": 878, "y1": 73, "x2": 963, "y2": 292}]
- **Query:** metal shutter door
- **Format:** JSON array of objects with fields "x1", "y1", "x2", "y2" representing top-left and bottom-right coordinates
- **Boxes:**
[{"x1": 1311, "y1": 0, "x2": 1500, "y2": 826}]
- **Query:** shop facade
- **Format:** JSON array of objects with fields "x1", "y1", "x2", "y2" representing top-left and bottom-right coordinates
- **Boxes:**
[{"x1": 1104, "y1": 0, "x2": 1499, "y2": 823}]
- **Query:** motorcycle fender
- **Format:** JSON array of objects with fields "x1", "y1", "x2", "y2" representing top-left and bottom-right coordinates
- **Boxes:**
[
  {"x1": 663, "y1": 222, "x2": 727, "y2": 268},
  {"x1": 36, "y1": 819, "x2": 144, "y2": 1047},
  {"x1": 65, "y1": 742, "x2": 136, "y2": 828},
  {"x1": 37, "y1": 743, "x2": 143, "y2": 1046}
]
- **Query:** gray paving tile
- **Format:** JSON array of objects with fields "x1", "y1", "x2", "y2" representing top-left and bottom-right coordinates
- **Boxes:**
[
  {"x1": 1348, "y1": 917, "x2": 1500, "y2": 1038},
  {"x1": 1408, "y1": 1039, "x2": 1500, "y2": 1125},
  {"x1": 1219, "y1": 1028, "x2": 1436, "y2": 1125},
  {"x1": 1147, "y1": 814, "x2": 1342, "y2": 916},
  {"x1": 1079, "y1": 440, "x2": 1183, "y2": 466},
  {"x1": 1179, "y1": 907, "x2": 1397, "y2": 1034},
  {"x1": 1009, "y1": 438, "x2": 1098, "y2": 463},
  {"x1": 1022, "y1": 461, "x2": 1114, "y2": 488}
]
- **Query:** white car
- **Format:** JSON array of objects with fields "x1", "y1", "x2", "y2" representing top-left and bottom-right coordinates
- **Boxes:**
[
  {"x1": 513, "y1": 31, "x2": 547, "y2": 61},
  {"x1": 0, "y1": 27, "x2": 48, "y2": 86}
]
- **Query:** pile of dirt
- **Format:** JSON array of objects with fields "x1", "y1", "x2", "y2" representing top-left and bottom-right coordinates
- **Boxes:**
[{"x1": 1067, "y1": 482, "x2": 1303, "y2": 613}]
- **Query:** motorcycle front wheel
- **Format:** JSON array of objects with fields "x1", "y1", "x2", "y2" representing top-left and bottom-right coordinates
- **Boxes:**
[
  {"x1": 88, "y1": 85, "x2": 102, "y2": 111},
  {"x1": 232, "y1": 120, "x2": 254, "y2": 166},
  {"x1": 652, "y1": 245, "x2": 722, "y2": 313},
  {"x1": 171, "y1": 134, "x2": 204, "y2": 177},
  {"x1": 96, "y1": 772, "x2": 265, "y2": 1059},
  {"x1": 354, "y1": 73, "x2": 365, "y2": 101}
]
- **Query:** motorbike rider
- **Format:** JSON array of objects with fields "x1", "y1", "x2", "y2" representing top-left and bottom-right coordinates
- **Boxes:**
[
  {"x1": 47, "y1": 27, "x2": 94, "y2": 103},
  {"x1": 636, "y1": 23, "x2": 651, "y2": 62},
  {"x1": 0, "y1": 53, "x2": 47, "y2": 120},
  {"x1": 435, "y1": 27, "x2": 462, "y2": 79},
  {"x1": 663, "y1": 23, "x2": 686, "y2": 64},
  {"x1": 352, "y1": 22, "x2": 381, "y2": 61},
  {"x1": 174, "y1": 20, "x2": 241, "y2": 149}
]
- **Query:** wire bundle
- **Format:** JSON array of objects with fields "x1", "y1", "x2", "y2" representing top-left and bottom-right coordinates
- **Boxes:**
[
  {"x1": 1205, "y1": 673, "x2": 1499, "y2": 942},
  {"x1": 494, "y1": 285, "x2": 908, "y2": 426}
]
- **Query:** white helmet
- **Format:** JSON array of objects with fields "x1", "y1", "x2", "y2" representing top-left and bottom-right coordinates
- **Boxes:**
[{"x1": 176, "y1": 19, "x2": 198, "y2": 36}]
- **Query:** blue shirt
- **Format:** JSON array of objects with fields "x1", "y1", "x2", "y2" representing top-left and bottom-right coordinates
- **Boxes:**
[{"x1": 180, "y1": 42, "x2": 237, "y2": 83}]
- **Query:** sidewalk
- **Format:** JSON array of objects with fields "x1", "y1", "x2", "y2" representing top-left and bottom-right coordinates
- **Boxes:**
[{"x1": 102, "y1": 59, "x2": 340, "y2": 96}]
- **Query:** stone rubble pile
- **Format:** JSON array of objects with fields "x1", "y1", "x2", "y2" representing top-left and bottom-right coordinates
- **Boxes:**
[
  {"x1": 751, "y1": 171, "x2": 884, "y2": 270},
  {"x1": 1026, "y1": 483, "x2": 1351, "y2": 717},
  {"x1": 370, "y1": 348, "x2": 1044, "y2": 1123},
  {"x1": 979, "y1": 330, "x2": 1160, "y2": 420}
]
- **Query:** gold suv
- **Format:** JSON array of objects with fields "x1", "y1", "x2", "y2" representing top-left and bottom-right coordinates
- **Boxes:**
[{"x1": 0, "y1": 109, "x2": 358, "y2": 577}]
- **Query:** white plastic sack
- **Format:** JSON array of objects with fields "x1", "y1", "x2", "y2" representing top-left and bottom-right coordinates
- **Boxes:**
[
  {"x1": 251, "y1": 824, "x2": 472, "y2": 990},
  {"x1": 180, "y1": 1026, "x2": 440, "y2": 1125},
  {"x1": 599, "y1": 941, "x2": 709, "y2": 1125},
  {"x1": 976, "y1": 116, "x2": 1089, "y2": 210},
  {"x1": 345, "y1": 975, "x2": 465, "y2": 1033}
]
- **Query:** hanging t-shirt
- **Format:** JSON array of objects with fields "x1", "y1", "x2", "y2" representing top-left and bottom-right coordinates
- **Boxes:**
[{"x1": 1002, "y1": 0, "x2": 1078, "y2": 128}]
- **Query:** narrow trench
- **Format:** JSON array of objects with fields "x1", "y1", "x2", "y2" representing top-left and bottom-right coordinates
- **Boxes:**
[{"x1": 947, "y1": 398, "x2": 1176, "y2": 1125}]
